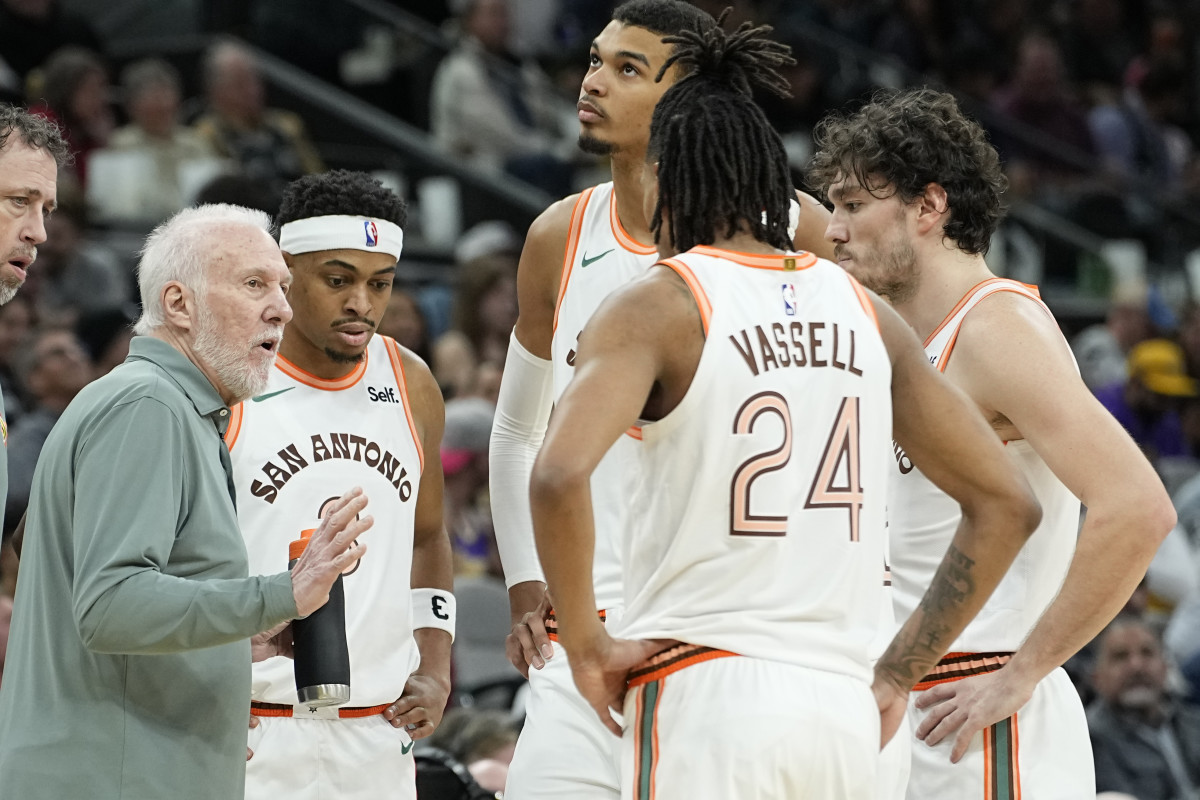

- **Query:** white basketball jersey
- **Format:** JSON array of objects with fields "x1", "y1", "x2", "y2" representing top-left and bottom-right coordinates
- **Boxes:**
[
  {"x1": 552, "y1": 182, "x2": 660, "y2": 612},
  {"x1": 228, "y1": 334, "x2": 424, "y2": 706},
  {"x1": 613, "y1": 247, "x2": 893, "y2": 681},
  {"x1": 890, "y1": 278, "x2": 1080, "y2": 653}
]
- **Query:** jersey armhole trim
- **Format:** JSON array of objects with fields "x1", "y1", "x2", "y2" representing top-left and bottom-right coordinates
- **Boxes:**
[
  {"x1": 658, "y1": 258, "x2": 712, "y2": 336},
  {"x1": 844, "y1": 272, "x2": 880, "y2": 333},
  {"x1": 224, "y1": 402, "x2": 244, "y2": 451},
  {"x1": 938, "y1": 285, "x2": 1051, "y2": 374},
  {"x1": 383, "y1": 336, "x2": 425, "y2": 473},
  {"x1": 552, "y1": 186, "x2": 596, "y2": 333}
]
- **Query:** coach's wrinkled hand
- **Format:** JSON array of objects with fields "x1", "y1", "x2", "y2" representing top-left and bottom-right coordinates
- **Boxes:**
[{"x1": 290, "y1": 487, "x2": 372, "y2": 618}]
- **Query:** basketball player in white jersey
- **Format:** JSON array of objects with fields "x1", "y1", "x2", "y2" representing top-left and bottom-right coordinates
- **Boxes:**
[
  {"x1": 812, "y1": 89, "x2": 1176, "y2": 799},
  {"x1": 532, "y1": 20, "x2": 1045, "y2": 799},
  {"x1": 490, "y1": 3, "x2": 835, "y2": 796},
  {"x1": 228, "y1": 171, "x2": 455, "y2": 800}
]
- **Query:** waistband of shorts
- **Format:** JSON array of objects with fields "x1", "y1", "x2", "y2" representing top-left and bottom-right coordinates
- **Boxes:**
[
  {"x1": 545, "y1": 607, "x2": 607, "y2": 643},
  {"x1": 913, "y1": 651, "x2": 1014, "y2": 691},
  {"x1": 250, "y1": 700, "x2": 391, "y2": 719},
  {"x1": 627, "y1": 643, "x2": 739, "y2": 688}
]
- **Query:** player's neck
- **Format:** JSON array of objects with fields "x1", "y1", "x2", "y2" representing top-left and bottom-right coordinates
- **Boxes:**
[
  {"x1": 278, "y1": 329, "x2": 363, "y2": 382},
  {"x1": 708, "y1": 229, "x2": 783, "y2": 256},
  {"x1": 609, "y1": 152, "x2": 654, "y2": 246},
  {"x1": 892, "y1": 248, "x2": 994, "y2": 341}
]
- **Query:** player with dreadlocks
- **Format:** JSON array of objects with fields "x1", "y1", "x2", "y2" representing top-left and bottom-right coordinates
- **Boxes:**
[
  {"x1": 531, "y1": 14, "x2": 1041, "y2": 799},
  {"x1": 490, "y1": 2, "x2": 836, "y2": 797}
]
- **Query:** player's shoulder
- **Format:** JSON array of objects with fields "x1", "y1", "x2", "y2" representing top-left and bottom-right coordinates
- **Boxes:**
[
  {"x1": 380, "y1": 335, "x2": 444, "y2": 421},
  {"x1": 953, "y1": 283, "x2": 1076, "y2": 381}
]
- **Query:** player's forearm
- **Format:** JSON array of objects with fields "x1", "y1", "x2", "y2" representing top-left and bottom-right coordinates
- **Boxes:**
[
  {"x1": 877, "y1": 498, "x2": 1037, "y2": 691},
  {"x1": 1008, "y1": 500, "x2": 1174, "y2": 684},
  {"x1": 490, "y1": 334, "x2": 555, "y2": 588},
  {"x1": 530, "y1": 468, "x2": 604, "y2": 652},
  {"x1": 412, "y1": 628, "x2": 453, "y2": 691}
]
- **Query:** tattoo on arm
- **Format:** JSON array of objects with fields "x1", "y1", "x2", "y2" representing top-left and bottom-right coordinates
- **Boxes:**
[{"x1": 879, "y1": 545, "x2": 977, "y2": 687}]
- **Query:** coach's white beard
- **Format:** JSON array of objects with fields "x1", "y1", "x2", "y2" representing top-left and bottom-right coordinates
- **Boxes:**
[
  {"x1": 193, "y1": 304, "x2": 281, "y2": 403},
  {"x1": 0, "y1": 275, "x2": 21, "y2": 305}
]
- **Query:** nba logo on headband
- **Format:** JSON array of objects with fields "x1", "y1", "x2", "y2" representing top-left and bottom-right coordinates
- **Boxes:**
[{"x1": 364, "y1": 220, "x2": 379, "y2": 247}]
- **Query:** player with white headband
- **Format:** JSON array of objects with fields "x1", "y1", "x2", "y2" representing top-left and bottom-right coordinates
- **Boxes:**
[{"x1": 226, "y1": 170, "x2": 455, "y2": 800}]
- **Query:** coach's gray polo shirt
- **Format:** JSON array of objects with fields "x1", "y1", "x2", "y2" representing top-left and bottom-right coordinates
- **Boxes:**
[{"x1": 0, "y1": 335, "x2": 297, "y2": 799}]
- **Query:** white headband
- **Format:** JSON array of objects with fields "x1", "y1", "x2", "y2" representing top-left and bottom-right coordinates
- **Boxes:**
[{"x1": 279, "y1": 215, "x2": 404, "y2": 259}]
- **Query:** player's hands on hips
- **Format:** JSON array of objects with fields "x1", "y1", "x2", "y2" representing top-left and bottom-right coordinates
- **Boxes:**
[
  {"x1": 872, "y1": 669, "x2": 911, "y2": 749},
  {"x1": 290, "y1": 487, "x2": 372, "y2": 618},
  {"x1": 506, "y1": 581, "x2": 553, "y2": 678},
  {"x1": 569, "y1": 634, "x2": 673, "y2": 737},
  {"x1": 383, "y1": 673, "x2": 451, "y2": 740},
  {"x1": 247, "y1": 715, "x2": 261, "y2": 761},
  {"x1": 913, "y1": 667, "x2": 1034, "y2": 763}
]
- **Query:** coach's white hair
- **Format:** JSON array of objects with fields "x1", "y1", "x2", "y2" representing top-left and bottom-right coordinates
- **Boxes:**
[{"x1": 133, "y1": 204, "x2": 274, "y2": 336}]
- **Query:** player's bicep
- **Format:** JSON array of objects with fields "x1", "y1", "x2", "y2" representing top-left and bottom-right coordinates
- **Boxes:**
[
  {"x1": 404, "y1": 355, "x2": 448, "y2": 549},
  {"x1": 513, "y1": 198, "x2": 576, "y2": 359}
]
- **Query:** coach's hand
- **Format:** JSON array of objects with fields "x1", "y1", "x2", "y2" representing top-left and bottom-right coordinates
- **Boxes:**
[
  {"x1": 384, "y1": 672, "x2": 450, "y2": 740},
  {"x1": 569, "y1": 634, "x2": 672, "y2": 737},
  {"x1": 290, "y1": 488, "x2": 372, "y2": 618},
  {"x1": 506, "y1": 581, "x2": 553, "y2": 677},
  {"x1": 913, "y1": 667, "x2": 1035, "y2": 763},
  {"x1": 251, "y1": 620, "x2": 293, "y2": 662}
]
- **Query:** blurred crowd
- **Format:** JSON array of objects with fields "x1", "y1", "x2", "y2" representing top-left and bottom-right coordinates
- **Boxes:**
[{"x1": 2, "y1": 0, "x2": 1200, "y2": 797}]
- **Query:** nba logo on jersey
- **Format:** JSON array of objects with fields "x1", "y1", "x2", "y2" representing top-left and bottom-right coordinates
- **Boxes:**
[
  {"x1": 782, "y1": 283, "x2": 797, "y2": 316},
  {"x1": 364, "y1": 220, "x2": 379, "y2": 247}
]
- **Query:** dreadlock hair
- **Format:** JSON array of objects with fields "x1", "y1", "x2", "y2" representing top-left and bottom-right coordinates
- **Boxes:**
[
  {"x1": 611, "y1": 0, "x2": 715, "y2": 40},
  {"x1": 277, "y1": 169, "x2": 408, "y2": 229},
  {"x1": 646, "y1": 12, "x2": 795, "y2": 254},
  {"x1": 808, "y1": 88, "x2": 1007, "y2": 256}
]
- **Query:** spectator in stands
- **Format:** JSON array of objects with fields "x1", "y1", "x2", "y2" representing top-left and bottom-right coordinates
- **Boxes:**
[
  {"x1": 428, "y1": 708, "x2": 519, "y2": 794},
  {"x1": 1073, "y1": 281, "x2": 1152, "y2": 390},
  {"x1": 1058, "y1": 0, "x2": 1140, "y2": 96},
  {"x1": 433, "y1": 253, "x2": 517, "y2": 399},
  {"x1": 0, "y1": 0, "x2": 102, "y2": 86},
  {"x1": 1095, "y1": 339, "x2": 1195, "y2": 461},
  {"x1": 0, "y1": 297, "x2": 32, "y2": 427},
  {"x1": 74, "y1": 307, "x2": 134, "y2": 377},
  {"x1": 193, "y1": 172, "x2": 280, "y2": 217},
  {"x1": 23, "y1": 185, "x2": 130, "y2": 326},
  {"x1": 193, "y1": 41, "x2": 324, "y2": 192},
  {"x1": 442, "y1": 396, "x2": 500, "y2": 578},
  {"x1": 28, "y1": 46, "x2": 113, "y2": 189},
  {"x1": 430, "y1": 0, "x2": 574, "y2": 196},
  {"x1": 378, "y1": 287, "x2": 432, "y2": 364},
  {"x1": 990, "y1": 31, "x2": 1097, "y2": 196},
  {"x1": 5, "y1": 327, "x2": 93, "y2": 524},
  {"x1": 104, "y1": 58, "x2": 220, "y2": 223},
  {"x1": 1088, "y1": 617, "x2": 1200, "y2": 798},
  {"x1": 1089, "y1": 62, "x2": 1193, "y2": 198}
]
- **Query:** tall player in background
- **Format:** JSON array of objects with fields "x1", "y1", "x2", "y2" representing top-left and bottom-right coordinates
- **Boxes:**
[
  {"x1": 227, "y1": 171, "x2": 454, "y2": 800},
  {"x1": 532, "y1": 18, "x2": 1042, "y2": 798},
  {"x1": 812, "y1": 89, "x2": 1175, "y2": 799},
  {"x1": 489, "y1": 2, "x2": 835, "y2": 796}
]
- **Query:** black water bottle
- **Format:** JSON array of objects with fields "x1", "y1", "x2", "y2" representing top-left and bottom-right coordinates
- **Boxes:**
[{"x1": 289, "y1": 530, "x2": 351, "y2": 708}]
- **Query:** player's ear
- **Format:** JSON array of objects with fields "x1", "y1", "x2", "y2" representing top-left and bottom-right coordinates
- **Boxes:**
[{"x1": 913, "y1": 182, "x2": 949, "y2": 235}]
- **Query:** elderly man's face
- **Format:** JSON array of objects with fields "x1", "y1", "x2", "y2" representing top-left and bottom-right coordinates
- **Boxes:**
[
  {"x1": 0, "y1": 140, "x2": 57, "y2": 305},
  {"x1": 190, "y1": 224, "x2": 292, "y2": 404},
  {"x1": 1092, "y1": 622, "x2": 1168, "y2": 711}
]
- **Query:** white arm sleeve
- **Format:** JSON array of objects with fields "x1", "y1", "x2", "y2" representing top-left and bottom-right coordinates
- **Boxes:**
[{"x1": 490, "y1": 332, "x2": 556, "y2": 588}]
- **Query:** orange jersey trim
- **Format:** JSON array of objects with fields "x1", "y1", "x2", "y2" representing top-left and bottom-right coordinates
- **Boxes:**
[
  {"x1": 552, "y1": 187, "x2": 596, "y2": 333},
  {"x1": 627, "y1": 643, "x2": 738, "y2": 688},
  {"x1": 936, "y1": 284, "x2": 1048, "y2": 373},
  {"x1": 275, "y1": 351, "x2": 368, "y2": 391},
  {"x1": 224, "y1": 402, "x2": 245, "y2": 451},
  {"x1": 250, "y1": 701, "x2": 390, "y2": 719},
  {"x1": 658, "y1": 258, "x2": 713, "y2": 336},
  {"x1": 610, "y1": 191, "x2": 657, "y2": 256},
  {"x1": 382, "y1": 336, "x2": 425, "y2": 473},
  {"x1": 924, "y1": 278, "x2": 1043, "y2": 348},
  {"x1": 625, "y1": 425, "x2": 643, "y2": 441},
  {"x1": 690, "y1": 245, "x2": 817, "y2": 271},
  {"x1": 844, "y1": 272, "x2": 880, "y2": 333}
]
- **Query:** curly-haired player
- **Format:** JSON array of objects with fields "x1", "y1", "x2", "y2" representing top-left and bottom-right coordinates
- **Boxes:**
[
  {"x1": 812, "y1": 88, "x2": 1174, "y2": 800},
  {"x1": 228, "y1": 169, "x2": 455, "y2": 800}
]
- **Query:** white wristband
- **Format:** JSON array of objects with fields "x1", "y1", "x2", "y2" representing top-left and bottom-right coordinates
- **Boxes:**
[{"x1": 412, "y1": 588, "x2": 456, "y2": 642}]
